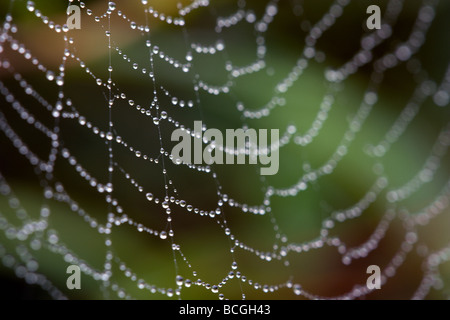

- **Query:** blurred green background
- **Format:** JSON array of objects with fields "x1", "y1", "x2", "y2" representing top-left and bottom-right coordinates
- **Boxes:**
[{"x1": 0, "y1": 0, "x2": 449, "y2": 299}]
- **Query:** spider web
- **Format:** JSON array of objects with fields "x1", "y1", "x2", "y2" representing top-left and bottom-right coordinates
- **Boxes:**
[{"x1": 0, "y1": 0, "x2": 449, "y2": 300}]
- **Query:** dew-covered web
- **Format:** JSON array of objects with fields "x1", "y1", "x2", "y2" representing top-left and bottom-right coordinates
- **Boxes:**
[{"x1": 0, "y1": 0, "x2": 449, "y2": 300}]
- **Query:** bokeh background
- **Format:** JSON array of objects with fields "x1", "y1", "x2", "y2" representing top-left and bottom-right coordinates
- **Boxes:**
[{"x1": 0, "y1": 0, "x2": 449, "y2": 299}]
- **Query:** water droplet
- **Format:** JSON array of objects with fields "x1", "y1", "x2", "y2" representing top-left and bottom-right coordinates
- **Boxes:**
[
  {"x1": 159, "y1": 231, "x2": 167, "y2": 239},
  {"x1": 105, "y1": 183, "x2": 113, "y2": 193},
  {"x1": 108, "y1": 2, "x2": 116, "y2": 11},
  {"x1": 131, "y1": 21, "x2": 137, "y2": 29},
  {"x1": 216, "y1": 40, "x2": 224, "y2": 51},
  {"x1": 211, "y1": 285, "x2": 219, "y2": 293},
  {"x1": 160, "y1": 111, "x2": 167, "y2": 119},
  {"x1": 293, "y1": 284, "x2": 302, "y2": 295},
  {"x1": 153, "y1": 117, "x2": 159, "y2": 125},
  {"x1": 146, "y1": 193, "x2": 153, "y2": 201},
  {"x1": 56, "y1": 76, "x2": 64, "y2": 86},
  {"x1": 176, "y1": 275, "x2": 183, "y2": 286},
  {"x1": 79, "y1": 116, "x2": 86, "y2": 125},
  {"x1": 27, "y1": 1, "x2": 35, "y2": 12},
  {"x1": 46, "y1": 71, "x2": 55, "y2": 81}
]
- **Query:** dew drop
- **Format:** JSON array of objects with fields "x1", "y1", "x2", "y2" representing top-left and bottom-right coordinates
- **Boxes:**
[
  {"x1": 159, "y1": 231, "x2": 167, "y2": 239},
  {"x1": 108, "y1": 2, "x2": 116, "y2": 11},
  {"x1": 146, "y1": 193, "x2": 153, "y2": 201},
  {"x1": 293, "y1": 284, "x2": 302, "y2": 295},
  {"x1": 79, "y1": 116, "x2": 86, "y2": 125},
  {"x1": 56, "y1": 77, "x2": 64, "y2": 86},
  {"x1": 26, "y1": 1, "x2": 35, "y2": 12},
  {"x1": 46, "y1": 71, "x2": 55, "y2": 81}
]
